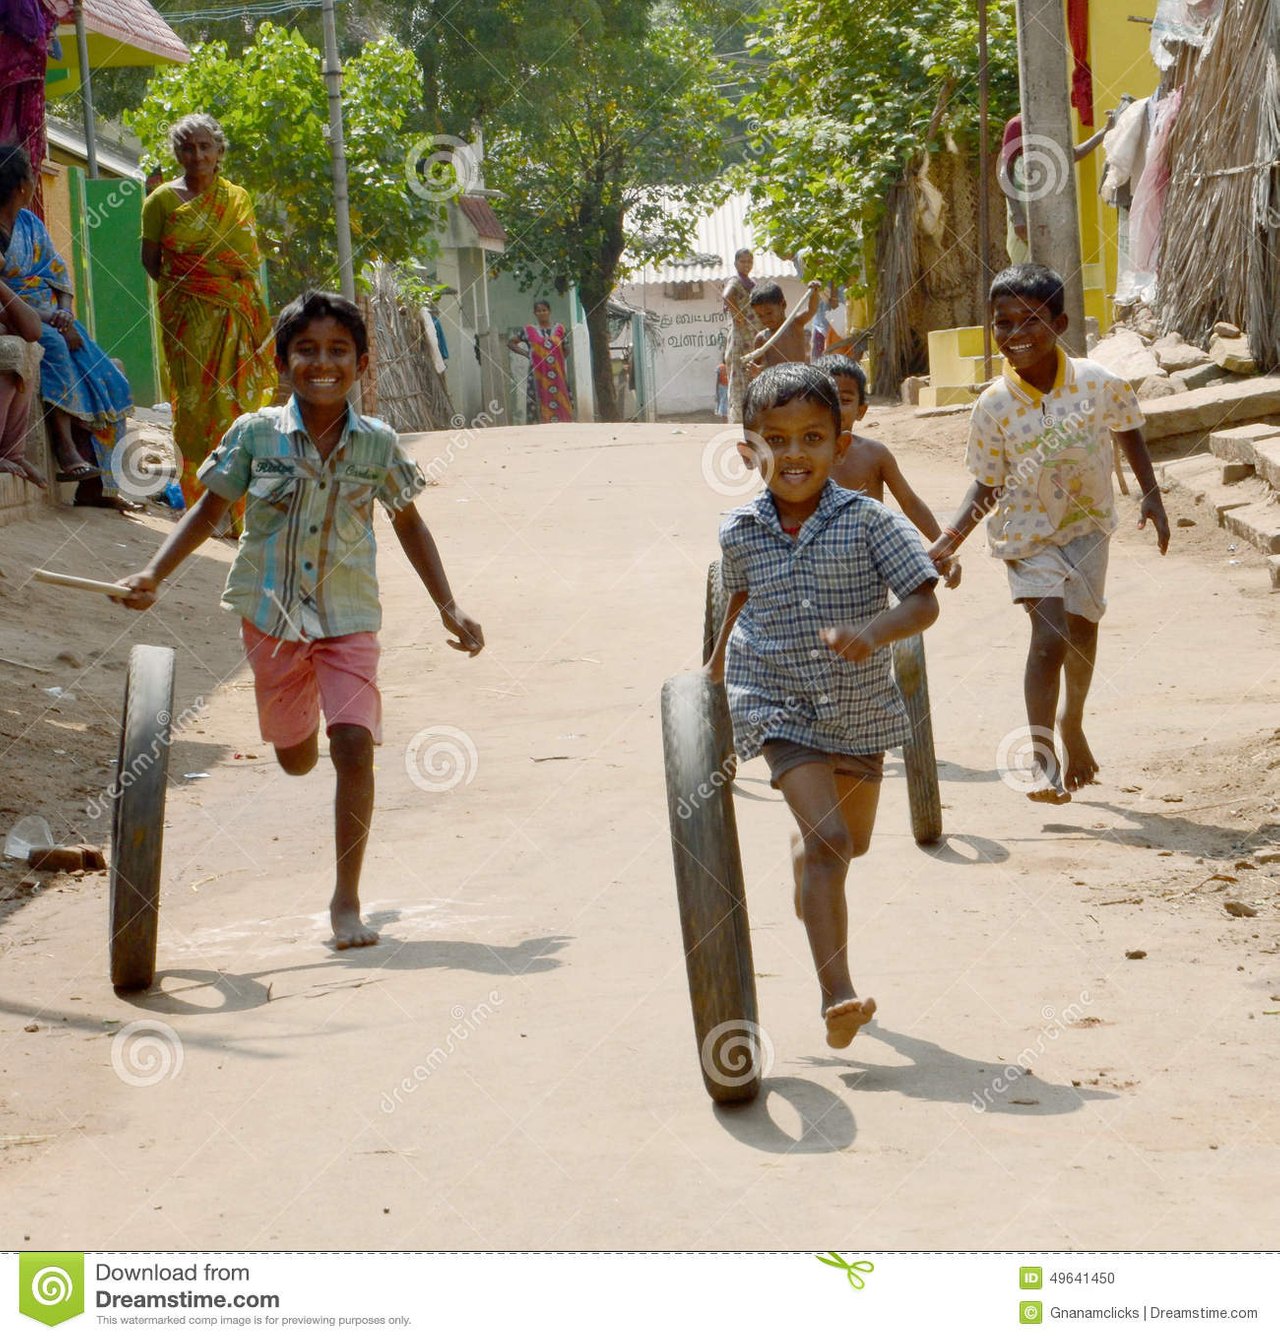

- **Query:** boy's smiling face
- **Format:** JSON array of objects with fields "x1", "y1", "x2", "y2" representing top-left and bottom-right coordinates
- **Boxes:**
[
  {"x1": 278, "y1": 315, "x2": 367, "y2": 409},
  {"x1": 742, "y1": 396, "x2": 850, "y2": 520},
  {"x1": 990, "y1": 294, "x2": 1067, "y2": 379}
]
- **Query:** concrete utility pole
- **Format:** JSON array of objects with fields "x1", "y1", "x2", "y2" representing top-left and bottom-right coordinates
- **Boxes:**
[
  {"x1": 321, "y1": 0, "x2": 356, "y2": 302},
  {"x1": 977, "y1": 0, "x2": 993, "y2": 378},
  {"x1": 73, "y1": 2, "x2": 98, "y2": 178},
  {"x1": 1014, "y1": 0, "x2": 1086, "y2": 353}
]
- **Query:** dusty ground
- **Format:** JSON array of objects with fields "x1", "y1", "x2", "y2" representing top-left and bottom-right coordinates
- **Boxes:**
[{"x1": 1, "y1": 405, "x2": 1278, "y2": 1249}]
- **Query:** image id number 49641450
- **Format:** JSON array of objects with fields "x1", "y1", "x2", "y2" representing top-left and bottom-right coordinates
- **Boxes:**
[{"x1": 1050, "y1": 1272, "x2": 1116, "y2": 1285}]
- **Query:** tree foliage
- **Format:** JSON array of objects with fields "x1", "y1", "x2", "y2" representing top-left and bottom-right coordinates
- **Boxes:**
[
  {"x1": 125, "y1": 23, "x2": 434, "y2": 299},
  {"x1": 740, "y1": 0, "x2": 1020, "y2": 285},
  {"x1": 474, "y1": 2, "x2": 730, "y2": 417}
]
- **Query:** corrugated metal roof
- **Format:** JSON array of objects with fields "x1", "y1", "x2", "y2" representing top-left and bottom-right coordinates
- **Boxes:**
[{"x1": 624, "y1": 191, "x2": 796, "y2": 286}]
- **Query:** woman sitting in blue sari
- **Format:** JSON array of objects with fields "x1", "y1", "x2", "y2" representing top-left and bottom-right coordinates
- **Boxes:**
[{"x1": 0, "y1": 144, "x2": 132, "y2": 499}]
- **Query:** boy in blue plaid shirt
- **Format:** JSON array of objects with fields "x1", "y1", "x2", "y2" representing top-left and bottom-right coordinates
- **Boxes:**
[{"x1": 706, "y1": 364, "x2": 940, "y2": 1048}]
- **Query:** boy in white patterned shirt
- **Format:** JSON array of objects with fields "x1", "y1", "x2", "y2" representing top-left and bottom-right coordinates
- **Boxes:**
[{"x1": 929, "y1": 264, "x2": 1169, "y2": 803}]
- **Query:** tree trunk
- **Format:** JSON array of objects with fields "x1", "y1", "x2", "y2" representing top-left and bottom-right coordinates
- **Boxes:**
[{"x1": 581, "y1": 287, "x2": 617, "y2": 421}]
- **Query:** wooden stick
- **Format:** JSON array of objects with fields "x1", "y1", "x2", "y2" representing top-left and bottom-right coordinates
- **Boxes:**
[{"x1": 32, "y1": 569, "x2": 131, "y2": 597}]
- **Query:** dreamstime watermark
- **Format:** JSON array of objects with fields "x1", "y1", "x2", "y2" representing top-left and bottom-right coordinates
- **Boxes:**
[
  {"x1": 700, "y1": 1018, "x2": 774, "y2": 1088},
  {"x1": 700, "y1": 427, "x2": 772, "y2": 498},
  {"x1": 85, "y1": 697, "x2": 205, "y2": 821},
  {"x1": 995, "y1": 725, "x2": 1067, "y2": 796},
  {"x1": 404, "y1": 133, "x2": 481, "y2": 203},
  {"x1": 378, "y1": 990, "x2": 504, "y2": 1113},
  {"x1": 404, "y1": 724, "x2": 479, "y2": 793},
  {"x1": 998, "y1": 132, "x2": 1072, "y2": 205},
  {"x1": 109, "y1": 429, "x2": 181, "y2": 501},
  {"x1": 971, "y1": 991, "x2": 1092, "y2": 1112},
  {"x1": 111, "y1": 1021, "x2": 185, "y2": 1087},
  {"x1": 673, "y1": 695, "x2": 800, "y2": 820},
  {"x1": 415, "y1": 398, "x2": 504, "y2": 486}
]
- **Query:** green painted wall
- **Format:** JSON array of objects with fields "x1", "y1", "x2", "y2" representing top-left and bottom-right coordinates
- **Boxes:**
[{"x1": 80, "y1": 176, "x2": 161, "y2": 406}]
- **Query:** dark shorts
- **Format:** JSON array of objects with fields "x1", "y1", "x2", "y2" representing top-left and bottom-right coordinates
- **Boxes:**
[{"x1": 761, "y1": 739, "x2": 885, "y2": 789}]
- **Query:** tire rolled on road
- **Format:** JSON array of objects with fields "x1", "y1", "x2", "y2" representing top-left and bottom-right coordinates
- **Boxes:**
[
  {"x1": 701, "y1": 559, "x2": 727, "y2": 666},
  {"x1": 109, "y1": 644, "x2": 176, "y2": 992},
  {"x1": 661, "y1": 671, "x2": 763, "y2": 1104},
  {"x1": 892, "y1": 633, "x2": 943, "y2": 845}
]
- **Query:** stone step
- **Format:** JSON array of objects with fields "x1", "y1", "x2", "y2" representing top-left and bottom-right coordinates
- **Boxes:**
[
  {"x1": 1222, "y1": 461, "x2": 1256, "y2": 485},
  {"x1": 1223, "y1": 501, "x2": 1280, "y2": 554},
  {"x1": 1255, "y1": 440, "x2": 1280, "y2": 491},
  {"x1": 1269, "y1": 555, "x2": 1280, "y2": 591},
  {"x1": 1141, "y1": 376, "x2": 1280, "y2": 457},
  {"x1": 1159, "y1": 455, "x2": 1255, "y2": 523},
  {"x1": 1208, "y1": 422, "x2": 1280, "y2": 465}
]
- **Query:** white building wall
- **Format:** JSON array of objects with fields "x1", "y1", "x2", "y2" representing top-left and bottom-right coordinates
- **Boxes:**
[{"x1": 617, "y1": 277, "x2": 810, "y2": 417}]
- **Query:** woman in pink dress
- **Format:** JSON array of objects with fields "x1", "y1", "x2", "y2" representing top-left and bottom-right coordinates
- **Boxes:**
[{"x1": 508, "y1": 300, "x2": 574, "y2": 423}]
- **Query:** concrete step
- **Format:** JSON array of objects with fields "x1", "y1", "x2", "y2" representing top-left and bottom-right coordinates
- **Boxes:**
[
  {"x1": 1159, "y1": 455, "x2": 1255, "y2": 523},
  {"x1": 1255, "y1": 440, "x2": 1280, "y2": 491},
  {"x1": 1223, "y1": 501, "x2": 1280, "y2": 554},
  {"x1": 1208, "y1": 422, "x2": 1280, "y2": 465}
]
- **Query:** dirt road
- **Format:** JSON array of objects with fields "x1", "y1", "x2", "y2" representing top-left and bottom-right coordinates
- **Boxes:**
[{"x1": 2, "y1": 412, "x2": 1278, "y2": 1249}]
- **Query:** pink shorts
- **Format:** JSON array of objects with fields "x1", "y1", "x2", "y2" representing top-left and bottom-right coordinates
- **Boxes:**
[{"x1": 241, "y1": 621, "x2": 382, "y2": 749}]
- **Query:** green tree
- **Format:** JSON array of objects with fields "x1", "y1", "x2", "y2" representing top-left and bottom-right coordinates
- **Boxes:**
[
  {"x1": 125, "y1": 23, "x2": 433, "y2": 298},
  {"x1": 480, "y1": 3, "x2": 731, "y2": 419},
  {"x1": 740, "y1": 0, "x2": 1020, "y2": 283}
]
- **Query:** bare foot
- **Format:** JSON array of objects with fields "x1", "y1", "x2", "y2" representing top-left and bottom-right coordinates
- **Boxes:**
[
  {"x1": 0, "y1": 457, "x2": 46, "y2": 488},
  {"x1": 1027, "y1": 749, "x2": 1071, "y2": 805},
  {"x1": 790, "y1": 831, "x2": 804, "y2": 918},
  {"x1": 331, "y1": 896, "x2": 378, "y2": 949},
  {"x1": 825, "y1": 996, "x2": 876, "y2": 1049},
  {"x1": 1059, "y1": 722, "x2": 1099, "y2": 790}
]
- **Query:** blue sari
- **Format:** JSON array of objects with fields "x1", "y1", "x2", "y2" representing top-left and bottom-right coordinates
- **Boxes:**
[{"x1": 0, "y1": 209, "x2": 131, "y2": 473}]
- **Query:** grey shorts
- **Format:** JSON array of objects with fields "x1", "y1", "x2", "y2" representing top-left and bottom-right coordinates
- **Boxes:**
[
  {"x1": 761, "y1": 739, "x2": 885, "y2": 789},
  {"x1": 1005, "y1": 532, "x2": 1110, "y2": 622}
]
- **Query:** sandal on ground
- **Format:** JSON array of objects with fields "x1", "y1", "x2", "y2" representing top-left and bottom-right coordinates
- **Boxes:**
[{"x1": 55, "y1": 460, "x2": 101, "y2": 482}]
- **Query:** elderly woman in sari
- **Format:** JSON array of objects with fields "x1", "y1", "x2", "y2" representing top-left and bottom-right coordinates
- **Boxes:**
[
  {"x1": 141, "y1": 114, "x2": 275, "y2": 518},
  {"x1": 0, "y1": 144, "x2": 132, "y2": 495}
]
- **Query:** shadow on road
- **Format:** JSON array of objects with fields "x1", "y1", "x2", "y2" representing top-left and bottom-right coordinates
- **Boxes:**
[
  {"x1": 1044, "y1": 800, "x2": 1280, "y2": 863},
  {"x1": 712, "y1": 1075, "x2": 856, "y2": 1154},
  {"x1": 922, "y1": 833, "x2": 1010, "y2": 865},
  {"x1": 806, "y1": 1021, "x2": 1115, "y2": 1117}
]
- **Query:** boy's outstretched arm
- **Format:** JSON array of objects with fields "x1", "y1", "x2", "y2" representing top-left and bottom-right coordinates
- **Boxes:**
[
  {"x1": 112, "y1": 490, "x2": 232, "y2": 610},
  {"x1": 880, "y1": 449, "x2": 943, "y2": 541},
  {"x1": 749, "y1": 281, "x2": 823, "y2": 363},
  {"x1": 390, "y1": 502, "x2": 484, "y2": 654},
  {"x1": 822, "y1": 582, "x2": 939, "y2": 663},
  {"x1": 703, "y1": 589, "x2": 748, "y2": 682},
  {"x1": 1114, "y1": 428, "x2": 1171, "y2": 554},
  {"x1": 926, "y1": 480, "x2": 1003, "y2": 564}
]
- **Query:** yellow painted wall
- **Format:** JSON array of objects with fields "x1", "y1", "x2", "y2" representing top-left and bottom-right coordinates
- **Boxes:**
[
  {"x1": 38, "y1": 160, "x2": 73, "y2": 286},
  {"x1": 1070, "y1": 0, "x2": 1160, "y2": 326}
]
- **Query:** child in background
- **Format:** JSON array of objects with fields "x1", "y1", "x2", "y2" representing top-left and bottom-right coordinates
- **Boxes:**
[
  {"x1": 706, "y1": 363, "x2": 940, "y2": 1048},
  {"x1": 115, "y1": 291, "x2": 484, "y2": 949},
  {"x1": 814, "y1": 352, "x2": 961, "y2": 588},
  {"x1": 928, "y1": 263, "x2": 1168, "y2": 802},
  {"x1": 746, "y1": 279, "x2": 822, "y2": 372}
]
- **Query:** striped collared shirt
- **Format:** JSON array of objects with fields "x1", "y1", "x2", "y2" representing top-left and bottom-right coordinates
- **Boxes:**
[
  {"x1": 720, "y1": 482, "x2": 938, "y2": 758},
  {"x1": 198, "y1": 398, "x2": 427, "y2": 641}
]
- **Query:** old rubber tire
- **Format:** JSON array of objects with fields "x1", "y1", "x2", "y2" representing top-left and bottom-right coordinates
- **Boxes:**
[
  {"x1": 893, "y1": 633, "x2": 943, "y2": 845},
  {"x1": 701, "y1": 559, "x2": 727, "y2": 666},
  {"x1": 661, "y1": 671, "x2": 761, "y2": 1104},
  {"x1": 110, "y1": 644, "x2": 175, "y2": 991}
]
